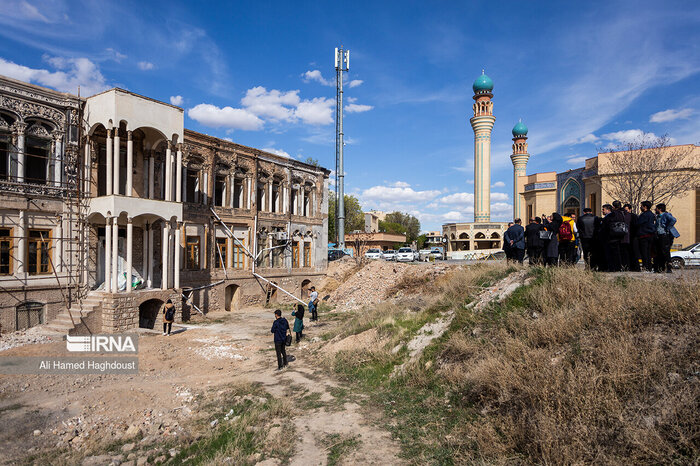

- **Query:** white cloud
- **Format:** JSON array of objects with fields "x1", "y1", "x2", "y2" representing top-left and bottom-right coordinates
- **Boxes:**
[
  {"x1": 302, "y1": 69, "x2": 333, "y2": 86},
  {"x1": 491, "y1": 192, "x2": 509, "y2": 201},
  {"x1": 491, "y1": 181, "x2": 506, "y2": 188},
  {"x1": 137, "y1": 61, "x2": 154, "y2": 70},
  {"x1": 187, "y1": 104, "x2": 263, "y2": 131},
  {"x1": 294, "y1": 97, "x2": 335, "y2": 125},
  {"x1": 361, "y1": 184, "x2": 441, "y2": 208},
  {"x1": 0, "y1": 56, "x2": 108, "y2": 96},
  {"x1": 566, "y1": 155, "x2": 588, "y2": 166},
  {"x1": 241, "y1": 86, "x2": 300, "y2": 121},
  {"x1": 105, "y1": 48, "x2": 127, "y2": 62},
  {"x1": 572, "y1": 133, "x2": 599, "y2": 144},
  {"x1": 170, "y1": 95, "x2": 184, "y2": 106},
  {"x1": 601, "y1": 129, "x2": 657, "y2": 144},
  {"x1": 439, "y1": 192, "x2": 474, "y2": 205},
  {"x1": 649, "y1": 108, "x2": 693, "y2": 123},
  {"x1": 348, "y1": 79, "x2": 363, "y2": 88},
  {"x1": 390, "y1": 181, "x2": 411, "y2": 188},
  {"x1": 346, "y1": 103, "x2": 373, "y2": 113},
  {"x1": 262, "y1": 147, "x2": 290, "y2": 158}
]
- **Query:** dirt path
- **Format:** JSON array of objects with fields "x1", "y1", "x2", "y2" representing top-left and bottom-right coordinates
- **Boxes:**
[{"x1": 0, "y1": 308, "x2": 400, "y2": 465}]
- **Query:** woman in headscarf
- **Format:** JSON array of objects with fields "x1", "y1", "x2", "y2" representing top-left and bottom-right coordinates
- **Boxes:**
[
  {"x1": 291, "y1": 303, "x2": 305, "y2": 343},
  {"x1": 162, "y1": 299, "x2": 175, "y2": 336},
  {"x1": 544, "y1": 212, "x2": 563, "y2": 266}
]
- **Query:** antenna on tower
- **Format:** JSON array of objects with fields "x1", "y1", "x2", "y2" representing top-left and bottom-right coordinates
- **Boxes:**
[{"x1": 335, "y1": 46, "x2": 349, "y2": 249}]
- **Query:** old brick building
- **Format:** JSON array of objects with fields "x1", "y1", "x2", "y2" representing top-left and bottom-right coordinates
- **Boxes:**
[{"x1": 0, "y1": 75, "x2": 329, "y2": 334}]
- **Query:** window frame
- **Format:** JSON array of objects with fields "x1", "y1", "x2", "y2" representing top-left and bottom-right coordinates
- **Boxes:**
[
  {"x1": 292, "y1": 241, "x2": 300, "y2": 268},
  {"x1": 303, "y1": 242, "x2": 311, "y2": 268},
  {"x1": 0, "y1": 227, "x2": 12, "y2": 275},
  {"x1": 185, "y1": 235, "x2": 201, "y2": 270},
  {"x1": 27, "y1": 229, "x2": 52, "y2": 275},
  {"x1": 214, "y1": 237, "x2": 227, "y2": 269}
]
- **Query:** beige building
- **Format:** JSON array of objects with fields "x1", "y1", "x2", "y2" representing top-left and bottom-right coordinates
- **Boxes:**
[
  {"x1": 345, "y1": 231, "x2": 406, "y2": 255},
  {"x1": 517, "y1": 144, "x2": 700, "y2": 247},
  {"x1": 0, "y1": 75, "x2": 330, "y2": 334},
  {"x1": 364, "y1": 210, "x2": 386, "y2": 233}
]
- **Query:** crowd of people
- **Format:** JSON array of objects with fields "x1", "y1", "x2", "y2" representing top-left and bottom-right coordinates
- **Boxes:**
[{"x1": 503, "y1": 201, "x2": 679, "y2": 272}]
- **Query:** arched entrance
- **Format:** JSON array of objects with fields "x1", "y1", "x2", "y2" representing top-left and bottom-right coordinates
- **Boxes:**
[
  {"x1": 139, "y1": 299, "x2": 164, "y2": 329},
  {"x1": 225, "y1": 284, "x2": 240, "y2": 311},
  {"x1": 300, "y1": 279, "x2": 311, "y2": 300}
]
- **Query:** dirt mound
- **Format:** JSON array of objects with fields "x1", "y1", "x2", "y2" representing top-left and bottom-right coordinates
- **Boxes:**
[
  {"x1": 317, "y1": 256, "x2": 358, "y2": 295},
  {"x1": 324, "y1": 328, "x2": 383, "y2": 356},
  {"x1": 329, "y1": 260, "x2": 454, "y2": 310}
]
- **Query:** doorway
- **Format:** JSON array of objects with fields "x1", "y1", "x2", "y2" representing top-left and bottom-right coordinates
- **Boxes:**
[
  {"x1": 225, "y1": 284, "x2": 240, "y2": 311},
  {"x1": 139, "y1": 298, "x2": 164, "y2": 329}
]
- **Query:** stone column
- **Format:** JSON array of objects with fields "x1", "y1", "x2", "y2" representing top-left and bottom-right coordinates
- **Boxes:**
[
  {"x1": 126, "y1": 218, "x2": 133, "y2": 293},
  {"x1": 173, "y1": 223, "x2": 181, "y2": 289},
  {"x1": 106, "y1": 129, "x2": 113, "y2": 195},
  {"x1": 176, "y1": 145, "x2": 182, "y2": 202},
  {"x1": 55, "y1": 216, "x2": 63, "y2": 273},
  {"x1": 161, "y1": 222, "x2": 169, "y2": 290},
  {"x1": 16, "y1": 123, "x2": 26, "y2": 183},
  {"x1": 148, "y1": 151, "x2": 155, "y2": 199},
  {"x1": 16, "y1": 210, "x2": 26, "y2": 276},
  {"x1": 142, "y1": 223, "x2": 148, "y2": 282},
  {"x1": 126, "y1": 131, "x2": 133, "y2": 196},
  {"x1": 113, "y1": 130, "x2": 120, "y2": 195},
  {"x1": 147, "y1": 224, "x2": 154, "y2": 288},
  {"x1": 142, "y1": 151, "x2": 148, "y2": 196},
  {"x1": 112, "y1": 217, "x2": 119, "y2": 292},
  {"x1": 202, "y1": 172, "x2": 208, "y2": 205},
  {"x1": 105, "y1": 217, "x2": 112, "y2": 292},
  {"x1": 53, "y1": 133, "x2": 63, "y2": 187},
  {"x1": 165, "y1": 143, "x2": 172, "y2": 201}
]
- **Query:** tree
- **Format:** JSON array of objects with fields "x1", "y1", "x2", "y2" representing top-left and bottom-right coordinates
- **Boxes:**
[
  {"x1": 384, "y1": 212, "x2": 421, "y2": 243},
  {"x1": 596, "y1": 134, "x2": 699, "y2": 213},
  {"x1": 328, "y1": 191, "x2": 365, "y2": 243},
  {"x1": 304, "y1": 157, "x2": 320, "y2": 167},
  {"x1": 416, "y1": 234, "x2": 427, "y2": 250},
  {"x1": 378, "y1": 220, "x2": 406, "y2": 236}
]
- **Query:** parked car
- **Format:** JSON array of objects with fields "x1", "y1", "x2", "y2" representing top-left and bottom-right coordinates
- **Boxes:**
[
  {"x1": 671, "y1": 242, "x2": 700, "y2": 268},
  {"x1": 429, "y1": 248, "x2": 444, "y2": 260},
  {"x1": 396, "y1": 247, "x2": 414, "y2": 262},
  {"x1": 328, "y1": 249, "x2": 348, "y2": 262},
  {"x1": 383, "y1": 250, "x2": 397, "y2": 261},
  {"x1": 364, "y1": 248, "x2": 384, "y2": 260},
  {"x1": 418, "y1": 249, "x2": 433, "y2": 261}
]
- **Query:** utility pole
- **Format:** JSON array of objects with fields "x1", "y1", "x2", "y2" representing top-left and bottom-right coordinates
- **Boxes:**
[{"x1": 335, "y1": 46, "x2": 349, "y2": 249}]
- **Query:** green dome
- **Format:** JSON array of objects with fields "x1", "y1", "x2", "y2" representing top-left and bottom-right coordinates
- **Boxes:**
[
  {"x1": 473, "y1": 71, "x2": 494, "y2": 93},
  {"x1": 512, "y1": 120, "x2": 528, "y2": 137}
]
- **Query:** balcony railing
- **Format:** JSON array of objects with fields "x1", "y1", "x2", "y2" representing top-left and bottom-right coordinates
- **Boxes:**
[{"x1": 0, "y1": 179, "x2": 69, "y2": 197}]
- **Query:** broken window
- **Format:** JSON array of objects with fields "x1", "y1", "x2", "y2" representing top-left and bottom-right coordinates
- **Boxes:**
[
  {"x1": 0, "y1": 228, "x2": 11, "y2": 274},
  {"x1": 214, "y1": 237, "x2": 227, "y2": 268},
  {"x1": 186, "y1": 236, "x2": 200, "y2": 270},
  {"x1": 186, "y1": 169, "x2": 198, "y2": 203},
  {"x1": 271, "y1": 182, "x2": 280, "y2": 213},
  {"x1": 16, "y1": 301, "x2": 44, "y2": 330},
  {"x1": 25, "y1": 136, "x2": 49, "y2": 184},
  {"x1": 257, "y1": 185, "x2": 266, "y2": 211},
  {"x1": 292, "y1": 241, "x2": 300, "y2": 268},
  {"x1": 27, "y1": 229, "x2": 51, "y2": 275},
  {"x1": 0, "y1": 133, "x2": 9, "y2": 180},
  {"x1": 233, "y1": 178, "x2": 244, "y2": 208},
  {"x1": 214, "y1": 175, "x2": 226, "y2": 207}
]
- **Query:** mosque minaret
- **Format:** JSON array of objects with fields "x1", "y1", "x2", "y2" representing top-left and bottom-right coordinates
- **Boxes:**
[
  {"x1": 510, "y1": 119, "x2": 530, "y2": 220},
  {"x1": 470, "y1": 70, "x2": 496, "y2": 223}
]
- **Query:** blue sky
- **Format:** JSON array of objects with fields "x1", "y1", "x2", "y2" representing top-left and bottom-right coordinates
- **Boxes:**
[{"x1": 1, "y1": 0, "x2": 699, "y2": 231}]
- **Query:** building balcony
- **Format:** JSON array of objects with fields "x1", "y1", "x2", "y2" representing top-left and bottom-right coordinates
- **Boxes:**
[{"x1": 88, "y1": 194, "x2": 183, "y2": 222}]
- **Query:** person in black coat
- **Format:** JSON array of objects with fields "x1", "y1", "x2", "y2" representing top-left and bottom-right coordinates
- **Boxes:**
[
  {"x1": 543, "y1": 213, "x2": 562, "y2": 266},
  {"x1": 576, "y1": 208, "x2": 597, "y2": 269},
  {"x1": 624, "y1": 203, "x2": 641, "y2": 271},
  {"x1": 271, "y1": 309, "x2": 290, "y2": 370},
  {"x1": 502, "y1": 222, "x2": 514, "y2": 262},
  {"x1": 636, "y1": 200, "x2": 656, "y2": 271},
  {"x1": 525, "y1": 217, "x2": 544, "y2": 265},
  {"x1": 601, "y1": 203, "x2": 624, "y2": 272},
  {"x1": 505, "y1": 219, "x2": 526, "y2": 264}
]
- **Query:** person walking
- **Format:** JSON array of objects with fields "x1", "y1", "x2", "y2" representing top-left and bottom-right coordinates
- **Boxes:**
[
  {"x1": 308, "y1": 286, "x2": 319, "y2": 321},
  {"x1": 624, "y1": 203, "x2": 641, "y2": 272},
  {"x1": 576, "y1": 208, "x2": 597, "y2": 268},
  {"x1": 525, "y1": 217, "x2": 544, "y2": 265},
  {"x1": 505, "y1": 219, "x2": 526, "y2": 264},
  {"x1": 637, "y1": 201, "x2": 656, "y2": 272},
  {"x1": 543, "y1": 213, "x2": 562, "y2": 266},
  {"x1": 654, "y1": 203, "x2": 679, "y2": 273},
  {"x1": 291, "y1": 304, "x2": 305, "y2": 343},
  {"x1": 162, "y1": 299, "x2": 175, "y2": 336},
  {"x1": 271, "y1": 309, "x2": 290, "y2": 370},
  {"x1": 601, "y1": 203, "x2": 625, "y2": 272}
]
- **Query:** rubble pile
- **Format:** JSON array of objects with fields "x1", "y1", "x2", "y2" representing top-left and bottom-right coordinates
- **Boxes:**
[
  {"x1": 317, "y1": 256, "x2": 358, "y2": 294},
  {"x1": 189, "y1": 337, "x2": 247, "y2": 361},
  {"x1": 0, "y1": 328, "x2": 54, "y2": 352},
  {"x1": 330, "y1": 260, "x2": 456, "y2": 310}
]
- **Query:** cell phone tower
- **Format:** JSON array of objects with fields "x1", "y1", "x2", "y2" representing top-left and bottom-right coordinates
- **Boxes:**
[{"x1": 335, "y1": 46, "x2": 349, "y2": 249}]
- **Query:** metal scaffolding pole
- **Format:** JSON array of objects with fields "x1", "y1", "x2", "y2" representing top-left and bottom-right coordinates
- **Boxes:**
[{"x1": 335, "y1": 46, "x2": 349, "y2": 249}]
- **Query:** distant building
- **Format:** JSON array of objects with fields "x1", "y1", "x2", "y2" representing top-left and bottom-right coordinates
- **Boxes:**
[
  {"x1": 424, "y1": 231, "x2": 443, "y2": 248},
  {"x1": 364, "y1": 210, "x2": 386, "y2": 233},
  {"x1": 345, "y1": 231, "x2": 406, "y2": 255}
]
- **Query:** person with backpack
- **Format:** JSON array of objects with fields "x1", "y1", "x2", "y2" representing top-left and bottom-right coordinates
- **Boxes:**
[
  {"x1": 576, "y1": 208, "x2": 597, "y2": 269},
  {"x1": 271, "y1": 309, "x2": 290, "y2": 370},
  {"x1": 162, "y1": 299, "x2": 176, "y2": 336},
  {"x1": 291, "y1": 303, "x2": 305, "y2": 343},
  {"x1": 637, "y1": 201, "x2": 656, "y2": 272},
  {"x1": 601, "y1": 203, "x2": 625, "y2": 272},
  {"x1": 558, "y1": 214, "x2": 577, "y2": 265},
  {"x1": 308, "y1": 286, "x2": 319, "y2": 321},
  {"x1": 654, "y1": 203, "x2": 679, "y2": 274}
]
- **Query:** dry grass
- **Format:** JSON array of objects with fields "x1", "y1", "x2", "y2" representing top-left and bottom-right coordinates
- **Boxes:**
[{"x1": 438, "y1": 267, "x2": 700, "y2": 464}]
